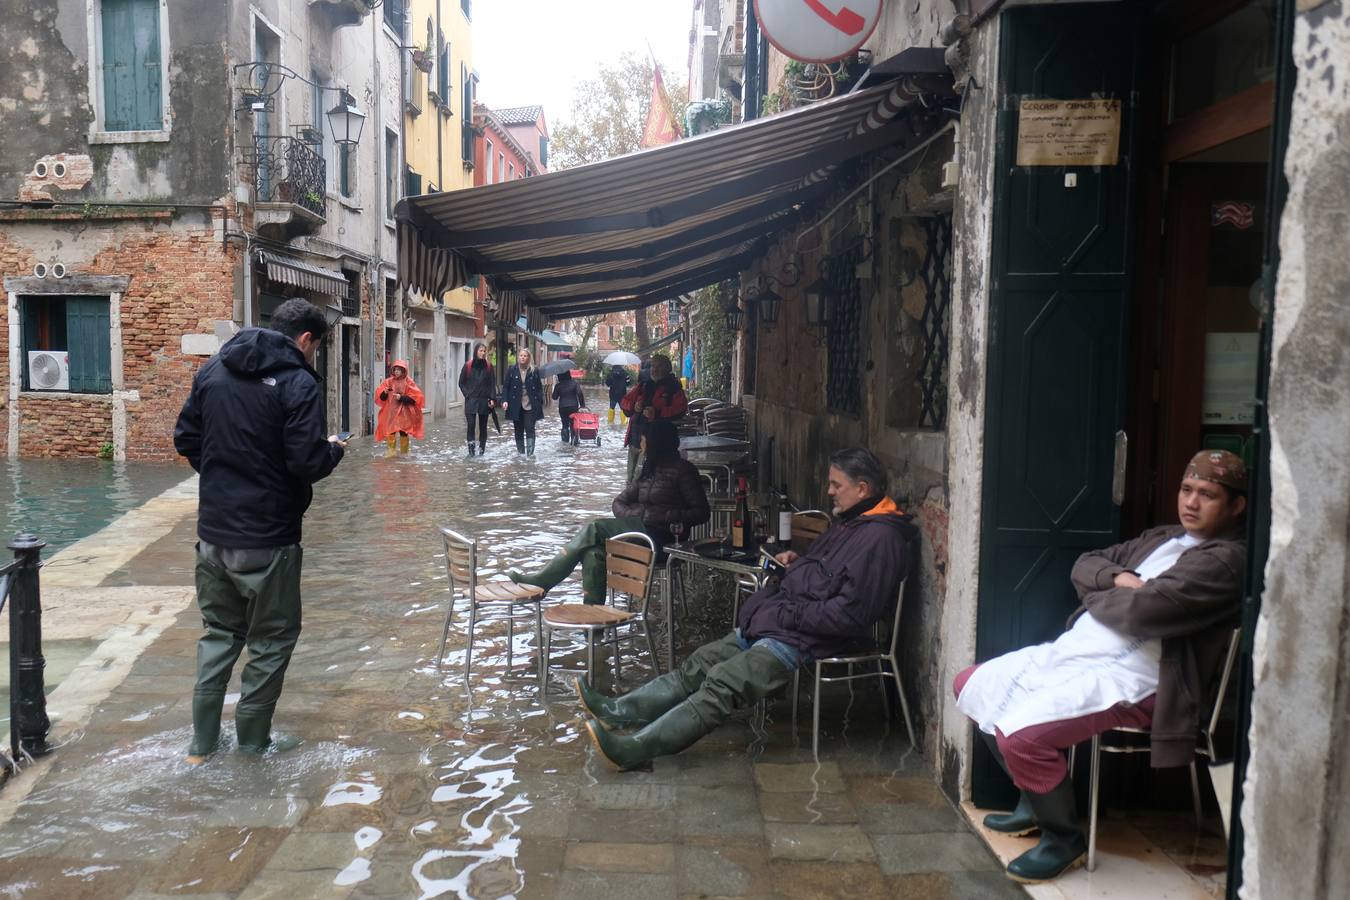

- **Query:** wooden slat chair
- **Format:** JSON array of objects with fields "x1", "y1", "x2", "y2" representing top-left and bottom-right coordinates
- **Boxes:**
[
  {"x1": 790, "y1": 510, "x2": 831, "y2": 555},
  {"x1": 792, "y1": 575, "x2": 916, "y2": 759},
  {"x1": 541, "y1": 533, "x2": 659, "y2": 692},
  {"x1": 435, "y1": 526, "x2": 546, "y2": 682}
]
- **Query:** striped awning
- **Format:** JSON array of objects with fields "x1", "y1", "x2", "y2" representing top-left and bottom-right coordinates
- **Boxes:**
[
  {"x1": 397, "y1": 221, "x2": 469, "y2": 302},
  {"x1": 257, "y1": 251, "x2": 348, "y2": 297},
  {"x1": 396, "y1": 71, "x2": 953, "y2": 319}
]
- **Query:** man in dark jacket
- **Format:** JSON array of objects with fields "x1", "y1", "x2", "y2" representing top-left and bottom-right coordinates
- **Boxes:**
[
  {"x1": 953, "y1": 449, "x2": 1248, "y2": 883},
  {"x1": 619, "y1": 354, "x2": 687, "y2": 482},
  {"x1": 173, "y1": 299, "x2": 346, "y2": 763},
  {"x1": 509, "y1": 421, "x2": 708, "y2": 602},
  {"x1": 577, "y1": 447, "x2": 916, "y2": 770}
]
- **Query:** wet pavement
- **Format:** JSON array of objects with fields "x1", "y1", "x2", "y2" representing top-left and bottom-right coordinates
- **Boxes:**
[{"x1": 0, "y1": 422, "x2": 1022, "y2": 899}]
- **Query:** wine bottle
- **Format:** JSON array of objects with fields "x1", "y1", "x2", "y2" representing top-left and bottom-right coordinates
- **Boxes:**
[{"x1": 731, "y1": 476, "x2": 749, "y2": 551}]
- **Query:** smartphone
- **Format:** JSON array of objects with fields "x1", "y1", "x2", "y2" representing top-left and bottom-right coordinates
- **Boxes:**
[
  {"x1": 336, "y1": 431, "x2": 353, "y2": 442},
  {"x1": 759, "y1": 546, "x2": 787, "y2": 578}
]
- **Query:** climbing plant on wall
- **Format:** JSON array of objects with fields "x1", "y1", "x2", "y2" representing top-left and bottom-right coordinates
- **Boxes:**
[{"x1": 691, "y1": 280, "x2": 735, "y2": 401}]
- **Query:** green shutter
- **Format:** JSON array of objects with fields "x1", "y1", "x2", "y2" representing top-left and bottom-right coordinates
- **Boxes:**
[
  {"x1": 65, "y1": 298, "x2": 112, "y2": 394},
  {"x1": 102, "y1": 0, "x2": 161, "y2": 131},
  {"x1": 406, "y1": 170, "x2": 423, "y2": 196}
]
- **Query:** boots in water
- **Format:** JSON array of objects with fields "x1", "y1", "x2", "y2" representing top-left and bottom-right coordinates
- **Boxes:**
[
  {"x1": 384, "y1": 435, "x2": 398, "y2": 458},
  {"x1": 478, "y1": 438, "x2": 487, "y2": 456},
  {"x1": 236, "y1": 710, "x2": 302, "y2": 755},
  {"x1": 1005, "y1": 777, "x2": 1088, "y2": 883},
  {"x1": 980, "y1": 731, "x2": 1039, "y2": 836},
  {"x1": 607, "y1": 408, "x2": 615, "y2": 425},
  {"x1": 526, "y1": 437, "x2": 535, "y2": 456},
  {"x1": 187, "y1": 692, "x2": 226, "y2": 764},
  {"x1": 468, "y1": 441, "x2": 476, "y2": 457},
  {"x1": 584, "y1": 702, "x2": 710, "y2": 771},
  {"x1": 575, "y1": 674, "x2": 688, "y2": 730},
  {"x1": 398, "y1": 433, "x2": 410, "y2": 455}
]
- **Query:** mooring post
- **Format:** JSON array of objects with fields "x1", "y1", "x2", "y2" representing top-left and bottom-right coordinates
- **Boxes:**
[{"x1": 8, "y1": 533, "x2": 50, "y2": 762}]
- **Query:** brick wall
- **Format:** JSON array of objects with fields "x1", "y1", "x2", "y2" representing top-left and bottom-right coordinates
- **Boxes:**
[
  {"x1": 18, "y1": 395, "x2": 112, "y2": 456},
  {"x1": 1, "y1": 214, "x2": 237, "y2": 461}
]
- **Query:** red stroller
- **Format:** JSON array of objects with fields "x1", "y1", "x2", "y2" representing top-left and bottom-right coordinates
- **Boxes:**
[{"x1": 569, "y1": 409, "x2": 602, "y2": 446}]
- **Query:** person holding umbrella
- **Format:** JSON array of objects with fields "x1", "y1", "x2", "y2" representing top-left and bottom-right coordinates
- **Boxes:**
[
  {"x1": 500, "y1": 348, "x2": 544, "y2": 456},
  {"x1": 552, "y1": 370, "x2": 586, "y2": 444},
  {"x1": 374, "y1": 360, "x2": 425, "y2": 457},
  {"x1": 605, "y1": 364, "x2": 631, "y2": 426},
  {"x1": 458, "y1": 342, "x2": 497, "y2": 457}
]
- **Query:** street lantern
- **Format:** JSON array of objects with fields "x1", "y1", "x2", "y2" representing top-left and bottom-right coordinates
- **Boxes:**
[
  {"x1": 326, "y1": 89, "x2": 367, "y2": 148},
  {"x1": 803, "y1": 278, "x2": 830, "y2": 326},
  {"x1": 756, "y1": 288, "x2": 782, "y2": 325},
  {"x1": 324, "y1": 304, "x2": 345, "y2": 328},
  {"x1": 725, "y1": 301, "x2": 743, "y2": 332}
]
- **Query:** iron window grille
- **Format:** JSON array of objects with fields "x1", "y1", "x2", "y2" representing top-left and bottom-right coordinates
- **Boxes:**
[
  {"x1": 825, "y1": 242, "x2": 865, "y2": 416},
  {"x1": 342, "y1": 271, "x2": 361, "y2": 318},
  {"x1": 917, "y1": 216, "x2": 953, "y2": 429},
  {"x1": 384, "y1": 280, "x2": 399, "y2": 322}
]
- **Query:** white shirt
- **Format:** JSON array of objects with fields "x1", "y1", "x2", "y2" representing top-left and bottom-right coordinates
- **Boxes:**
[{"x1": 956, "y1": 534, "x2": 1201, "y2": 736}]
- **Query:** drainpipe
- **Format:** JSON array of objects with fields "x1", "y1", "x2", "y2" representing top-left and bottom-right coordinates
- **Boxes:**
[{"x1": 368, "y1": 6, "x2": 384, "y2": 433}]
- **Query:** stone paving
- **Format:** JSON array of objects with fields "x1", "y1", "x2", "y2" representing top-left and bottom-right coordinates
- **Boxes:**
[{"x1": 0, "y1": 425, "x2": 1024, "y2": 899}]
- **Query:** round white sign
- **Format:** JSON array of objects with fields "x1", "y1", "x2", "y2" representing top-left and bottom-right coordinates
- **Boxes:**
[{"x1": 755, "y1": 0, "x2": 884, "y2": 64}]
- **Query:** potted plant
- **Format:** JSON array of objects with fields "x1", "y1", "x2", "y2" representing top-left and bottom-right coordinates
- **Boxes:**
[{"x1": 411, "y1": 45, "x2": 434, "y2": 73}]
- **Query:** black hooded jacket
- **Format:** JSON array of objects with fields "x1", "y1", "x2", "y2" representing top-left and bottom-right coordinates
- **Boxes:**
[{"x1": 174, "y1": 327, "x2": 343, "y2": 548}]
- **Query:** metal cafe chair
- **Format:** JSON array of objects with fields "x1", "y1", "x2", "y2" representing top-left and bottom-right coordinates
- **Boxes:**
[
  {"x1": 541, "y1": 533, "x2": 660, "y2": 692},
  {"x1": 792, "y1": 576, "x2": 915, "y2": 759},
  {"x1": 436, "y1": 527, "x2": 547, "y2": 682},
  {"x1": 1077, "y1": 626, "x2": 1243, "y2": 871}
]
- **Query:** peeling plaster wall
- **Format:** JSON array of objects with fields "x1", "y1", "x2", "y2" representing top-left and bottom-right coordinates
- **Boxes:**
[
  {"x1": 0, "y1": 1, "x2": 232, "y2": 204},
  {"x1": 1241, "y1": 2, "x2": 1350, "y2": 897},
  {"x1": 936, "y1": 18, "x2": 1000, "y2": 801}
]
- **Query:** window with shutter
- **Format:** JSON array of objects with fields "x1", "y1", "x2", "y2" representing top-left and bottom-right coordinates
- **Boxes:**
[
  {"x1": 101, "y1": 0, "x2": 163, "y2": 132},
  {"x1": 18, "y1": 296, "x2": 111, "y2": 394}
]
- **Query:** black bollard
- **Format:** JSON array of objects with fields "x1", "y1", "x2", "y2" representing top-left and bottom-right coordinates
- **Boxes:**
[{"x1": 7, "y1": 533, "x2": 50, "y2": 761}]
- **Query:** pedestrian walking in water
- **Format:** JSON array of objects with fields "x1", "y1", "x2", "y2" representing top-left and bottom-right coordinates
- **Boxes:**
[
  {"x1": 620, "y1": 354, "x2": 687, "y2": 482},
  {"x1": 173, "y1": 298, "x2": 346, "y2": 763},
  {"x1": 553, "y1": 369, "x2": 585, "y2": 444},
  {"x1": 605, "y1": 364, "x2": 630, "y2": 426},
  {"x1": 501, "y1": 347, "x2": 544, "y2": 456},
  {"x1": 510, "y1": 421, "x2": 708, "y2": 602},
  {"x1": 459, "y1": 342, "x2": 496, "y2": 457},
  {"x1": 374, "y1": 359, "x2": 425, "y2": 457}
]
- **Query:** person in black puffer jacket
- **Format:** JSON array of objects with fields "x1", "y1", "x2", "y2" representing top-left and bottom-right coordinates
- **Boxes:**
[
  {"x1": 509, "y1": 421, "x2": 709, "y2": 603},
  {"x1": 173, "y1": 299, "x2": 346, "y2": 763},
  {"x1": 458, "y1": 342, "x2": 496, "y2": 456},
  {"x1": 552, "y1": 369, "x2": 586, "y2": 444}
]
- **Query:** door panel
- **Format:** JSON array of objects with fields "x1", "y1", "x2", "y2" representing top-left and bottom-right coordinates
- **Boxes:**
[{"x1": 974, "y1": 2, "x2": 1140, "y2": 806}]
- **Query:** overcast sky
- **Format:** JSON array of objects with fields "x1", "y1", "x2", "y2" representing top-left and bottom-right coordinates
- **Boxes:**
[{"x1": 473, "y1": 0, "x2": 694, "y2": 129}]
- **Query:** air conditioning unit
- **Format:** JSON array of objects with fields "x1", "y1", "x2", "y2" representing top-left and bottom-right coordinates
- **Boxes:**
[{"x1": 27, "y1": 350, "x2": 69, "y2": 391}]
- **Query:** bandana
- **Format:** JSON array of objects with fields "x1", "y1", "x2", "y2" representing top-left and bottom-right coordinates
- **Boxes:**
[{"x1": 1185, "y1": 449, "x2": 1248, "y2": 493}]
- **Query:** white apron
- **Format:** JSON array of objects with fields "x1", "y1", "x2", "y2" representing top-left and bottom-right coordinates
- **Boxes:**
[{"x1": 957, "y1": 534, "x2": 1200, "y2": 736}]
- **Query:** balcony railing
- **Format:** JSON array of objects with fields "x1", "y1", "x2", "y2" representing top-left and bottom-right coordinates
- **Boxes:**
[{"x1": 251, "y1": 135, "x2": 326, "y2": 220}]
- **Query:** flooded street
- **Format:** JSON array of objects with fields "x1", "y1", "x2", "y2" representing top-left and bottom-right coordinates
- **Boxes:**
[{"x1": 0, "y1": 421, "x2": 1016, "y2": 899}]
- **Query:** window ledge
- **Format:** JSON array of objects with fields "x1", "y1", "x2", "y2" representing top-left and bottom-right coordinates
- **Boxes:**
[
  {"x1": 335, "y1": 195, "x2": 362, "y2": 212},
  {"x1": 19, "y1": 390, "x2": 114, "y2": 402},
  {"x1": 89, "y1": 129, "x2": 171, "y2": 145},
  {"x1": 385, "y1": 219, "x2": 397, "y2": 232}
]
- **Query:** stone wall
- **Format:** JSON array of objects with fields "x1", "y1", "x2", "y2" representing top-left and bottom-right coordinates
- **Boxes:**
[
  {"x1": 17, "y1": 395, "x2": 112, "y2": 457},
  {"x1": 1241, "y1": 2, "x2": 1350, "y2": 897}
]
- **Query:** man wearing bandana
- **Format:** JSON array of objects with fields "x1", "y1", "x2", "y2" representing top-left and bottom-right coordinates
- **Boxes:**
[{"x1": 954, "y1": 450, "x2": 1248, "y2": 883}]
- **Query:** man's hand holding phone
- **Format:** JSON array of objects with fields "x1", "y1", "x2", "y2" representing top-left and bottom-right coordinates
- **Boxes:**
[{"x1": 330, "y1": 431, "x2": 352, "y2": 446}]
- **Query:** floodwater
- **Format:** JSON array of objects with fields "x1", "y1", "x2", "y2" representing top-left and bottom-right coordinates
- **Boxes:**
[
  {"x1": 0, "y1": 420, "x2": 934, "y2": 899},
  {"x1": 0, "y1": 457, "x2": 187, "y2": 554}
]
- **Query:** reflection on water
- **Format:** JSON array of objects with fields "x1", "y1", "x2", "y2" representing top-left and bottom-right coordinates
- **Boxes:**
[
  {"x1": 0, "y1": 422, "x2": 918, "y2": 898},
  {"x1": 0, "y1": 457, "x2": 186, "y2": 553}
]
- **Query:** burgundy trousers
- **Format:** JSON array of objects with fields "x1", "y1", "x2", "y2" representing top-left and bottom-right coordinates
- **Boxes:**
[{"x1": 954, "y1": 663, "x2": 1156, "y2": 794}]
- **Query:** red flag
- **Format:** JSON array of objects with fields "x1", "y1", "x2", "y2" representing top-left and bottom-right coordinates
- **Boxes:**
[{"x1": 641, "y1": 65, "x2": 682, "y2": 148}]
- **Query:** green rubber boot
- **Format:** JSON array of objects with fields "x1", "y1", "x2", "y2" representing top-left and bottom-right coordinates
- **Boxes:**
[
  {"x1": 188, "y1": 692, "x2": 226, "y2": 761},
  {"x1": 1006, "y1": 777, "x2": 1088, "y2": 883},
  {"x1": 235, "y1": 710, "x2": 302, "y2": 755},
  {"x1": 583, "y1": 702, "x2": 710, "y2": 771},
  {"x1": 510, "y1": 545, "x2": 587, "y2": 593},
  {"x1": 580, "y1": 546, "x2": 607, "y2": 604},
  {"x1": 985, "y1": 793, "x2": 1038, "y2": 837},
  {"x1": 980, "y1": 731, "x2": 1039, "y2": 836},
  {"x1": 575, "y1": 673, "x2": 689, "y2": 730}
]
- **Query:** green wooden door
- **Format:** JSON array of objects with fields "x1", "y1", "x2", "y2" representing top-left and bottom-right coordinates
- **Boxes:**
[{"x1": 973, "y1": 2, "x2": 1140, "y2": 806}]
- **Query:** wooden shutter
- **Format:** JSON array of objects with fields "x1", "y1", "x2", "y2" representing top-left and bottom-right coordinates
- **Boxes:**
[
  {"x1": 101, "y1": 0, "x2": 162, "y2": 131},
  {"x1": 65, "y1": 297, "x2": 112, "y2": 394}
]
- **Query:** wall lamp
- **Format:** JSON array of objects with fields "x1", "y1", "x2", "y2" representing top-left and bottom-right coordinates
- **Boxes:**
[{"x1": 233, "y1": 62, "x2": 367, "y2": 148}]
